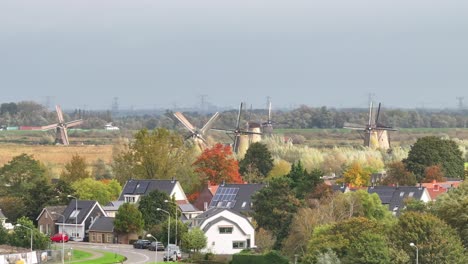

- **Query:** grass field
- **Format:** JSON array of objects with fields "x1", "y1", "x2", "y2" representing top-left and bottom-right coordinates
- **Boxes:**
[{"x1": 0, "y1": 144, "x2": 113, "y2": 176}]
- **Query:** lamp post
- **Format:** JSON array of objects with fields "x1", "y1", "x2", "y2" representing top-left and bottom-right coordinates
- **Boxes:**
[
  {"x1": 146, "y1": 234, "x2": 158, "y2": 263},
  {"x1": 410, "y1": 242, "x2": 419, "y2": 264},
  {"x1": 157, "y1": 208, "x2": 170, "y2": 261},
  {"x1": 164, "y1": 199, "x2": 181, "y2": 246},
  {"x1": 67, "y1": 195, "x2": 78, "y2": 240},
  {"x1": 15, "y1": 224, "x2": 33, "y2": 252},
  {"x1": 52, "y1": 212, "x2": 66, "y2": 264}
]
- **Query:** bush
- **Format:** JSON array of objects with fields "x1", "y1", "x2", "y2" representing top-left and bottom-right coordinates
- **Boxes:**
[{"x1": 232, "y1": 250, "x2": 288, "y2": 264}]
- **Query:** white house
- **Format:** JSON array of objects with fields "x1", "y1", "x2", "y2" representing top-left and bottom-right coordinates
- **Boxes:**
[
  {"x1": 118, "y1": 179, "x2": 188, "y2": 204},
  {"x1": 192, "y1": 208, "x2": 255, "y2": 255}
]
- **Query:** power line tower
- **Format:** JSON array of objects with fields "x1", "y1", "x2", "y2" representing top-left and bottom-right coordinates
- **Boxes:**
[
  {"x1": 456, "y1": 97, "x2": 464, "y2": 110},
  {"x1": 111, "y1": 97, "x2": 119, "y2": 115},
  {"x1": 200, "y1": 94, "x2": 208, "y2": 113}
]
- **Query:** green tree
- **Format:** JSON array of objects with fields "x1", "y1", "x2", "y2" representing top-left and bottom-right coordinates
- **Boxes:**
[
  {"x1": 159, "y1": 219, "x2": 188, "y2": 246},
  {"x1": 431, "y1": 181, "x2": 468, "y2": 247},
  {"x1": 10, "y1": 216, "x2": 49, "y2": 250},
  {"x1": 114, "y1": 203, "x2": 144, "y2": 235},
  {"x1": 113, "y1": 128, "x2": 192, "y2": 183},
  {"x1": 383, "y1": 161, "x2": 417, "y2": 186},
  {"x1": 138, "y1": 190, "x2": 175, "y2": 229},
  {"x1": 0, "y1": 154, "x2": 53, "y2": 219},
  {"x1": 60, "y1": 154, "x2": 91, "y2": 183},
  {"x1": 239, "y1": 142, "x2": 274, "y2": 179},
  {"x1": 252, "y1": 176, "x2": 301, "y2": 248},
  {"x1": 305, "y1": 218, "x2": 390, "y2": 264},
  {"x1": 403, "y1": 136, "x2": 464, "y2": 180},
  {"x1": 390, "y1": 211, "x2": 467, "y2": 264},
  {"x1": 181, "y1": 228, "x2": 207, "y2": 255},
  {"x1": 316, "y1": 249, "x2": 341, "y2": 264},
  {"x1": 287, "y1": 161, "x2": 323, "y2": 199},
  {"x1": 71, "y1": 178, "x2": 112, "y2": 205}
]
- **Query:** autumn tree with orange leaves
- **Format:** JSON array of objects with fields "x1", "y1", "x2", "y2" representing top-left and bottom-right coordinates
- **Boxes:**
[{"x1": 193, "y1": 143, "x2": 243, "y2": 185}]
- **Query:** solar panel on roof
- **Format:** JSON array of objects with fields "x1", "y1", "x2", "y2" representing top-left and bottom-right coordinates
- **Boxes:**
[
  {"x1": 125, "y1": 181, "x2": 138, "y2": 193},
  {"x1": 135, "y1": 181, "x2": 150, "y2": 194}
]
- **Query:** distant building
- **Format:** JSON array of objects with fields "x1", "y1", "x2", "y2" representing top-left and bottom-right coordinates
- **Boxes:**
[
  {"x1": 368, "y1": 186, "x2": 431, "y2": 216},
  {"x1": 118, "y1": 179, "x2": 188, "y2": 204},
  {"x1": 104, "y1": 123, "x2": 119, "y2": 131},
  {"x1": 36, "y1": 205, "x2": 67, "y2": 235},
  {"x1": 88, "y1": 217, "x2": 115, "y2": 244}
]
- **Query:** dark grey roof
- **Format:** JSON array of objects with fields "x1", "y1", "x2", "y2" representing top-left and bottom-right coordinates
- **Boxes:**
[
  {"x1": 193, "y1": 208, "x2": 250, "y2": 228},
  {"x1": 332, "y1": 185, "x2": 348, "y2": 193},
  {"x1": 62, "y1": 200, "x2": 101, "y2": 225},
  {"x1": 368, "y1": 186, "x2": 426, "y2": 216},
  {"x1": 179, "y1": 203, "x2": 200, "y2": 212},
  {"x1": 208, "y1": 183, "x2": 265, "y2": 213},
  {"x1": 118, "y1": 179, "x2": 178, "y2": 201},
  {"x1": 0, "y1": 209, "x2": 6, "y2": 219},
  {"x1": 89, "y1": 217, "x2": 114, "y2": 232}
]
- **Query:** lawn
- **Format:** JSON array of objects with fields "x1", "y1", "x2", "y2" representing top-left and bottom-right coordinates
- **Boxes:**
[{"x1": 72, "y1": 250, "x2": 126, "y2": 264}]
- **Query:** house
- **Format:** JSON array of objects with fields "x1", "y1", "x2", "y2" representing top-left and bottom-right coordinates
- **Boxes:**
[
  {"x1": 88, "y1": 217, "x2": 115, "y2": 244},
  {"x1": 421, "y1": 180, "x2": 462, "y2": 200},
  {"x1": 368, "y1": 186, "x2": 431, "y2": 216},
  {"x1": 102, "y1": 201, "x2": 125, "y2": 218},
  {"x1": 36, "y1": 206, "x2": 66, "y2": 235},
  {"x1": 208, "y1": 183, "x2": 265, "y2": 214},
  {"x1": 118, "y1": 179, "x2": 188, "y2": 204},
  {"x1": 179, "y1": 203, "x2": 203, "y2": 222},
  {"x1": 193, "y1": 182, "x2": 218, "y2": 211},
  {"x1": 55, "y1": 200, "x2": 107, "y2": 241},
  {"x1": 0, "y1": 209, "x2": 13, "y2": 230},
  {"x1": 191, "y1": 208, "x2": 255, "y2": 255}
]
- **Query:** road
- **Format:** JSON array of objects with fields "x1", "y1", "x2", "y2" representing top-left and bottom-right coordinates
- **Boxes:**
[{"x1": 67, "y1": 242, "x2": 165, "y2": 263}]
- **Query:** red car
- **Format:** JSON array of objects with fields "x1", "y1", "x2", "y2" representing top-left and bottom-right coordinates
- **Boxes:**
[{"x1": 51, "y1": 233, "x2": 69, "y2": 243}]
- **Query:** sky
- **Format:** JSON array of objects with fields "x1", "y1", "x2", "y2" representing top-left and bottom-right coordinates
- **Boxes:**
[{"x1": 1, "y1": 0, "x2": 467, "y2": 110}]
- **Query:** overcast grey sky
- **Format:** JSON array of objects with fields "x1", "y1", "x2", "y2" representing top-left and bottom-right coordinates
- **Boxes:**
[{"x1": 1, "y1": 0, "x2": 467, "y2": 110}]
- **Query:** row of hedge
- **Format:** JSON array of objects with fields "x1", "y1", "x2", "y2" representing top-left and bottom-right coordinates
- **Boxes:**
[{"x1": 231, "y1": 251, "x2": 289, "y2": 264}]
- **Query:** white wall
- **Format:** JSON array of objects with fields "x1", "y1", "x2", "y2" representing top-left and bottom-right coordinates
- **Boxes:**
[{"x1": 200, "y1": 210, "x2": 255, "y2": 255}]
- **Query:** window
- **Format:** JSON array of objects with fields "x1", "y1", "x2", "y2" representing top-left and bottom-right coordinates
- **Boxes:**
[
  {"x1": 399, "y1": 192, "x2": 404, "y2": 197},
  {"x1": 241, "y1": 202, "x2": 247, "y2": 208},
  {"x1": 219, "y1": 227, "x2": 233, "y2": 234},
  {"x1": 70, "y1": 209, "x2": 81, "y2": 219},
  {"x1": 40, "y1": 225, "x2": 44, "y2": 233},
  {"x1": 124, "y1": 195, "x2": 139, "y2": 203},
  {"x1": 91, "y1": 233, "x2": 96, "y2": 242},
  {"x1": 408, "y1": 192, "x2": 414, "y2": 197},
  {"x1": 232, "y1": 241, "x2": 245, "y2": 249},
  {"x1": 107, "y1": 234, "x2": 112, "y2": 243}
]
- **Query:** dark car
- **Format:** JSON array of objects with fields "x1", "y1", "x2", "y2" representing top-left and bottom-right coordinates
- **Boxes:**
[
  {"x1": 148, "y1": 241, "x2": 165, "y2": 251},
  {"x1": 133, "y1": 239, "x2": 151, "y2": 249}
]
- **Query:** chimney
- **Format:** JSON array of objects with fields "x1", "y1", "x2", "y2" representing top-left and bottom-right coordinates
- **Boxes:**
[
  {"x1": 221, "y1": 180, "x2": 225, "y2": 186},
  {"x1": 171, "y1": 177, "x2": 175, "y2": 183},
  {"x1": 434, "y1": 184, "x2": 440, "y2": 192},
  {"x1": 419, "y1": 182, "x2": 422, "y2": 190}
]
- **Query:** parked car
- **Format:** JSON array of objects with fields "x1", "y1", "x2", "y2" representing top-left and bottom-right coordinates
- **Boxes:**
[
  {"x1": 148, "y1": 241, "x2": 165, "y2": 251},
  {"x1": 50, "y1": 233, "x2": 69, "y2": 243},
  {"x1": 163, "y1": 244, "x2": 182, "y2": 261},
  {"x1": 133, "y1": 239, "x2": 151, "y2": 249}
]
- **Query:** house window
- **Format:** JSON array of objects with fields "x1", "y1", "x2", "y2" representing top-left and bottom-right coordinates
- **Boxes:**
[
  {"x1": 399, "y1": 192, "x2": 404, "y2": 197},
  {"x1": 97, "y1": 234, "x2": 101, "y2": 242},
  {"x1": 408, "y1": 192, "x2": 414, "y2": 197},
  {"x1": 219, "y1": 227, "x2": 233, "y2": 234},
  {"x1": 40, "y1": 225, "x2": 44, "y2": 233},
  {"x1": 91, "y1": 233, "x2": 96, "y2": 242},
  {"x1": 107, "y1": 234, "x2": 112, "y2": 243},
  {"x1": 70, "y1": 210, "x2": 81, "y2": 219},
  {"x1": 124, "y1": 195, "x2": 139, "y2": 203},
  {"x1": 232, "y1": 241, "x2": 245, "y2": 249},
  {"x1": 241, "y1": 202, "x2": 247, "y2": 208}
]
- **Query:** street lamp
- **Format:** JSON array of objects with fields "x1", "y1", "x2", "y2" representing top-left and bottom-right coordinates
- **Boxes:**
[
  {"x1": 410, "y1": 242, "x2": 419, "y2": 264},
  {"x1": 164, "y1": 199, "x2": 181, "y2": 246},
  {"x1": 67, "y1": 195, "x2": 78, "y2": 240},
  {"x1": 52, "y1": 212, "x2": 66, "y2": 264},
  {"x1": 15, "y1": 224, "x2": 33, "y2": 252},
  {"x1": 146, "y1": 234, "x2": 158, "y2": 263},
  {"x1": 157, "y1": 208, "x2": 170, "y2": 260}
]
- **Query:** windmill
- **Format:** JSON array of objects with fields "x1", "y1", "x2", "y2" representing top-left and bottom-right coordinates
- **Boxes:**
[
  {"x1": 261, "y1": 98, "x2": 274, "y2": 135},
  {"x1": 173, "y1": 111, "x2": 220, "y2": 150},
  {"x1": 343, "y1": 102, "x2": 397, "y2": 149},
  {"x1": 212, "y1": 102, "x2": 262, "y2": 155},
  {"x1": 41, "y1": 105, "x2": 83, "y2": 145}
]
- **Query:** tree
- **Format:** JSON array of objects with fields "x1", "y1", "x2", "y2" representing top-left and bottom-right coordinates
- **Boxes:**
[
  {"x1": 112, "y1": 128, "x2": 193, "y2": 182},
  {"x1": 159, "y1": 219, "x2": 188, "y2": 246},
  {"x1": 342, "y1": 161, "x2": 371, "y2": 187},
  {"x1": 267, "y1": 159, "x2": 291, "y2": 178},
  {"x1": 92, "y1": 158, "x2": 113, "y2": 180},
  {"x1": 114, "y1": 203, "x2": 144, "y2": 235},
  {"x1": 71, "y1": 178, "x2": 120, "y2": 205},
  {"x1": 431, "y1": 181, "x2": 468, "y2": 247},
  {"x1": 193, "y1": 143, "x2": 243, "y2": 184},
  {"x1": 137, "y1": 190, "x2": 174, "y2": 229},
  {"x1": 60, "y1": 154, "x2": 91, "y2": 183},
  {"x1": 403, "y1": 136, "x2": 464, "y2": 180},
  {"x1": 10, "y1": 217, "x2": 49, "y2": 250},
  {"x1": 181, "y1": 228, "x2": 207, "y2": 255},
  {"x1": 390, "y1": 212, "x2": 466, "y2": 264},
  {"x1": 383, "y1": 161, "x2": 417, "y2": 186},
  {"x1": 316, "y1": 249, "x2": 341, "y2": 264},
  {"x1": 255, "y1": 228, "x2": 276, "y2": 253},
  {"x1": 252, "y1": 176, "x2": 301, "y2": 248},
  {"x1": 239, "y1": 142, "x2": 274, "y2": 179},
  {"x1": 423, "y1": 165, "x2": 446, "y2": 182},
  {"x1": 305, "y1": 218, "x2": 390, "y2": 264},
  {"x1": 0, "y1": 154, "x2": 54, "y2": 219}
]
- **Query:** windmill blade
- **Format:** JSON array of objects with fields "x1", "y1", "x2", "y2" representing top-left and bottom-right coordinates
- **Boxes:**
[
  {"x1": 65, "y1": 119, "x2": 83, "y2": 128},
  {"x1": 200, "y1": 112, "x2": 220, "y2": 134},
  {"x1": 210, "y1": 128, "x2": 235, "y2": 133},
  {"x1": 368, "y1": 101, "x2": 373, "y2": 126},
  {"x1": 56, "y1": 105, "x2": 65, "y2": 124},
  {"x1": 374, "y1": 127, "x2": 398, "y2": 131},
  {"x1": 235, "y1": 103, "x2": 243, "y2": 130},
  {"x1": 62, "y1": 127, "x2": 69, "y2": 145},
  {"x1": 239, "y1": 130, "x2": 263, "y2": 135},
  {"x1": 41, "y1": 123, "x2": 59, "y2": 131},
  {"x1": 375, "y1": 103, "x2": 382, "y2": 125},
  {"x1": 173, "y1": 112, "x2": 196, "y2": 133},
  {"x1": 268, "y1": 101, "x2": 272, "y2": 122}
]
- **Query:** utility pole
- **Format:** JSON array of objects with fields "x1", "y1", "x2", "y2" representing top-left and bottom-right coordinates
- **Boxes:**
[{"x1": 200, "y1": 94, "x2": 208, "y2": 113}]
